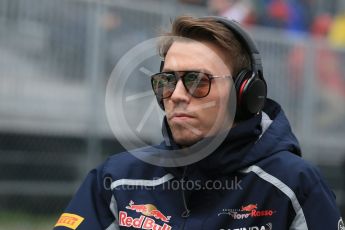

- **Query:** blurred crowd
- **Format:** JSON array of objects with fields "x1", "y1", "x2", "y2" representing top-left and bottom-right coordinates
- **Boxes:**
[
  {"x1": 181, "y1": 0, "x2": 345, "y2": 47},
  {"x1": 179, "y1": 0, "x2": 345, "y2": 129}
]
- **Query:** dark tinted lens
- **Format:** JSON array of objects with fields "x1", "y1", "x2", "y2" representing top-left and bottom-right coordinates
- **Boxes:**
[
  {"x1": 151, "y1": 73, "x2": 177, "y2": 98},
  {"x1": 183, "y1": 72, "x2": 210, "y2": 97}
]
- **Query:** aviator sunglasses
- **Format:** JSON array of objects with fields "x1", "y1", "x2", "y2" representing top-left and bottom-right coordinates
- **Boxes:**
[{"x1": 151, "y1": 71, "x2": 231, "y2": 99}]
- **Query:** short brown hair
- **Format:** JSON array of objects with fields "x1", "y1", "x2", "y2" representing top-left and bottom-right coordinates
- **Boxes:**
[{"x1": 159, "y1": 16, "x2": 251, "y2": 76}]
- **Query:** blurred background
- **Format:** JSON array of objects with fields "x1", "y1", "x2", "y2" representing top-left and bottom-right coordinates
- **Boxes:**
[{"x1": 0, "y1": 0, "x2": 345, "y2": 229}]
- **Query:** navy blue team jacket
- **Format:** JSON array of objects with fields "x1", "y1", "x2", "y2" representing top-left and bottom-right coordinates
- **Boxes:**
[{"x1": 54, "y1": 99, "x2": 343, "y2": 230}]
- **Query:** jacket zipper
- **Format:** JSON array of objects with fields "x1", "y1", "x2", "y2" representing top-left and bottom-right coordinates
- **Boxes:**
[{"x1": 180, "y1": 166, "x2": 190, "y2": 230}]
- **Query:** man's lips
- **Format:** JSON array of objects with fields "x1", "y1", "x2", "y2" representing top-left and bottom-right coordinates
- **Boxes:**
[{"x1": 169, "y1": 112, "x2": 195, "y2": 120}]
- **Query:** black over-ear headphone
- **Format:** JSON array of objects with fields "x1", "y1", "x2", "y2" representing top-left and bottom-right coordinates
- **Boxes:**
[{"x1": 156, "y1": 16, "x2": 267, "y2": 121}]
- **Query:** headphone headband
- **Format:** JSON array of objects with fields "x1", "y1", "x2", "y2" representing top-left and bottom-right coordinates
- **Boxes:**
[{"x1": 204, "y1": 16, "x2": 263, "y2": 78}]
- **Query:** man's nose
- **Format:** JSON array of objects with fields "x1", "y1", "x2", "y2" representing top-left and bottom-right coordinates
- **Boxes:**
[{"x1": 170, "y1": 80, "x2": 191, "y2": 103}]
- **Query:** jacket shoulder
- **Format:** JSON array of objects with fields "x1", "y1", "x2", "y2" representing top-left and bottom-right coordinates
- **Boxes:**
[
  {"x1": 254, "y1": 151, "x2": 329, "y2": 199},
  {"x1": 100, "y1": 147, "x2": 166, "y2": 180},
  {"x1": 260, "y1": 151, "x2": 323, "y2": 183}
]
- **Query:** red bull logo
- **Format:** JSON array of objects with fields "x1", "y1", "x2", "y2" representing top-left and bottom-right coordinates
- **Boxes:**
[
  {"x1": 150, "y1": 209, "x2": 171, "y2": 223},
  {"x1": 119, "y1": 200, "x2": 172, "y2": 229},
  {"x1": 241, "y1": 204, "x2": 257, "y2": 212}
]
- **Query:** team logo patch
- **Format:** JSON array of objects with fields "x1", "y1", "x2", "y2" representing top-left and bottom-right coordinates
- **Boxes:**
[
  {"x1": 119, "y1": 200, "x2": 172, "y2": 229},
  {"x1": 339, "y1": 218, "x2": 344, "y2": 230},
  {"x1": 218, "y1": 203, "x2": 276, "y2": 220},
  {"x1": 55, "y1": 213, "x2": 84, "y2": 229}
]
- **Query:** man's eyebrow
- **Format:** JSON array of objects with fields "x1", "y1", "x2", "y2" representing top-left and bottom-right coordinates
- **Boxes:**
[
  {"x1": 161, "y1": 68, "x2": 174, "y2": 72},
  {"x1": 162, "y1": 68, "x2": 213, "y2": 74},
  {"x1": 192, "y1": 68, "x2": 213, "y2": 74}
]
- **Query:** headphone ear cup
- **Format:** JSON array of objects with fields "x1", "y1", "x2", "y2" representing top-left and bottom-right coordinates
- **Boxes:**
[
  {"x1": 234, "y1": 70, "x2": 250, "y2": 93},
  {"x1": 234, "y1": 70, "x2": 251, "y2": 107},
  {"x1": 241, "y1": 76, "x2": 267, "y2": 115},
  {"x1": 234, "y1": 70, "x2": 267, "y2": 120}
]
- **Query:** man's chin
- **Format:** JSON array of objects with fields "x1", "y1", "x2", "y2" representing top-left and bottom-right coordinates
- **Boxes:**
[
  {"x1": 172, "y1": 134, "x2": 203, "y2": 147},
  {"x1": 169, "y1": 124, "x2": 204, "y2": 147}
]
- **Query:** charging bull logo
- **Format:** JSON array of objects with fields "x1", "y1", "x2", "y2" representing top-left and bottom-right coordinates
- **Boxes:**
[
  {"x1": 119, "y1": 200, "x2": 172, "y2": 229},
  {"x1": 241, "y1": 204, "x2": 258, "y2": 212},
  {"x1": 219, "y1": 204, "x2": 275, "y2": 220}
]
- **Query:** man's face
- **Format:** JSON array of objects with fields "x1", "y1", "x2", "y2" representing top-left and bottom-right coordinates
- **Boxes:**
[{"x1": 163, "y1": 40, "x2": 234, "y2": 146}]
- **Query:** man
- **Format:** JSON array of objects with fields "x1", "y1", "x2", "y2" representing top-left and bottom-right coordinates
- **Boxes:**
[{"x1": 54, "y1": 16, "x2": 343, "y2": 230}]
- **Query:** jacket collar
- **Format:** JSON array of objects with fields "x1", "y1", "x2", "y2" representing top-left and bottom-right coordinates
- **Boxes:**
[
  {"x1": 162, "y1": 110, "x2": 263, "y2": 179},
  {"x1": 162, "y1": 99, "x2": 301, "y2": 179}
]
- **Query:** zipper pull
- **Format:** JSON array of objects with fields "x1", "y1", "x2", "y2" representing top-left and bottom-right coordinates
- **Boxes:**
[
  {"x1": 181, "y1": 209, "x2": 190, "y2": 218},
  {"x1": 181, "y1": 166, "x2": 191, "y2": 218}
]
